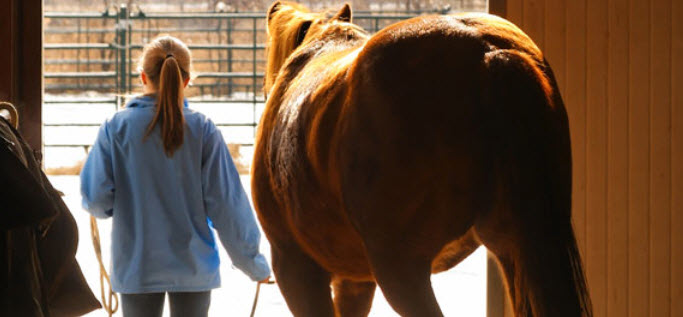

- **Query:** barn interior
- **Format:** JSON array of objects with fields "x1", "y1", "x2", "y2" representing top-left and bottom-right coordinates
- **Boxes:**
[{"x1": 1, "y1": 0, "x2": 680, "y2": 316}]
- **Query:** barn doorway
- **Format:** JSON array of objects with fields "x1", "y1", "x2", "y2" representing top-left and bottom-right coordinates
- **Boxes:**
[{"x1": 40, "y1": 1, "x2": 495, "y2": 316}]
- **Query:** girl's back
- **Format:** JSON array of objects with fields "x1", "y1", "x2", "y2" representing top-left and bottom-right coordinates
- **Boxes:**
[
  {"x1": 80, "y1": 36, "x2": 270, "y2": 312},
  {"x1": 89, "y1": 95, "x2": 237, "y2": 292}
]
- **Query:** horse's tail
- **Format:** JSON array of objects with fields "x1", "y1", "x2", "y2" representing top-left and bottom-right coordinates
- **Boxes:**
[{"x1": 482, "y1": 49, "x2": 593, "y2": 317}]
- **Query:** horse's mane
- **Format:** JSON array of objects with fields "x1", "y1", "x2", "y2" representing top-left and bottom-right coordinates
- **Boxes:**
[{"x1": 265, "y1": 2, "x2": 320, "y2": 94}]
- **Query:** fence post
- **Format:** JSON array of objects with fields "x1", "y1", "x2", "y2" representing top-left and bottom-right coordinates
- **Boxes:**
[
  {"x1": 252, "y1": 17, "x2": 258, "y2": 136},
  {"x1": 127, "y1": 11, "x2": 133, "y2": 94},
  {"x1": 227, "y1": 17, "x2": 233, "y2": 96},
  {"x1": 116, "y1": 4, "x2": 128, "y2": 106}
]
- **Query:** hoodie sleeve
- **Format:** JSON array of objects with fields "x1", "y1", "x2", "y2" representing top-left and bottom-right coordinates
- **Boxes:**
[
  {"x1": 201, "y1": 121, "x2": 271, "y2": 281},
  {"x1": 80, "y1": 121, "x2": 115, "y2": 219}
]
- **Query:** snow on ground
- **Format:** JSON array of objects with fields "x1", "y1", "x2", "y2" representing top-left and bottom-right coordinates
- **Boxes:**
[{"x1": 44, "y1": 96, "x2": 487, "y2": 316}]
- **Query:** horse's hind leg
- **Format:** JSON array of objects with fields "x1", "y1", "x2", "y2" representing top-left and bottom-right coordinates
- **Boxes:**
[
  {"x1": 332, "y1": 278, "x2": 376, "y2": 317},
  {"x1": 271, "y1": 245, "x2": 335, "y2": 317},
  {"x1": 362, "y1": 246, "x2": 443, "y2": 317}
]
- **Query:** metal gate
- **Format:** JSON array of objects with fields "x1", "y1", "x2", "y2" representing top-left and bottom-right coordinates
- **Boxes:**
[{"x1": 43, "y1": 5, "x2": 449, "y2": 150}]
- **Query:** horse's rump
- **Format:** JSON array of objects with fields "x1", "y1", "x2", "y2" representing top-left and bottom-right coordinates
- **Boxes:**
[{"x1": 334, "y1": 15, "x2": 546, "y2": 242}]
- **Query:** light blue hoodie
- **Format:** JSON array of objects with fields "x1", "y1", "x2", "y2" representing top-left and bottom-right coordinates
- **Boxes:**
[{"x1": 80, "y1": 95, "x2": 270, "y2": 293}]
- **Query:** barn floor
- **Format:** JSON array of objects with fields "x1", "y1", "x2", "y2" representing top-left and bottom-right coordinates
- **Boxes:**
[{"x1": 48, "y1": 175, "x2": 487, "y2": 316}]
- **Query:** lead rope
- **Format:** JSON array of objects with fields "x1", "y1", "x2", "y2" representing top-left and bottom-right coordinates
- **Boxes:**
[
  {"x1": 90, "y1": 216, "x2": 119, "y2": 317},
  {"x1": 91, "y1": 214, "x2": 267, "y2": 317},
  {"x1": 249, "y1": 281, "x2": 262, "y2": 317},
  {"x1": 250, "y1": 279, "x2": 275, "y2": 317}
]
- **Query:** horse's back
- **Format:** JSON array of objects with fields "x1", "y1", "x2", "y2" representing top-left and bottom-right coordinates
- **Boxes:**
[
  {"x1": 335, "y1": 13, "x2": 563, "y2": 253},
  {"x1": 338, "y1": 12, "x2": 554, "y2": 185},
  {"x1": 332, "y1": 15, "x2": 492, "y2": 256},
  {"x1": 341, "y1": 13, "x2": 543, "y2": 152}
]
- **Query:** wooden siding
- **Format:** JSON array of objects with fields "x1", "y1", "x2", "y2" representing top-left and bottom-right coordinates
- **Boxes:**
[
  {"x1": 0, "y1": 0, "x2": 44, "y2": 151},
  {"x1": 497, "y1": 0, "x2": 681, "y2": 316}
]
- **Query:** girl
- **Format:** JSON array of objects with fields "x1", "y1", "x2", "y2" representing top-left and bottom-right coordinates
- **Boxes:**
[{"x1": 80, "y1": 35, "x2": 270, "y2": 317}]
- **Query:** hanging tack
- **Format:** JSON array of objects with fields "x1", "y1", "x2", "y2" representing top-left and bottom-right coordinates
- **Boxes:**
[{"x1": 0, "y1": 102, "x2": 19, "y2": 129}]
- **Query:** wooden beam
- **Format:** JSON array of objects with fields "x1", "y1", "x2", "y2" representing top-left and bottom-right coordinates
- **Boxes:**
[
  {"x1": 489, "y1": 0, "x2": 507, "y2": 17},
  {"x1": 486, "y1": 252, "x2": 512, "y2": 317},
  {"x1": 0, "y1": 0, "x2": 43, "y2": 152},
  {"x1": 0, "y1": 0, "x2": 17, "y2": 103}
]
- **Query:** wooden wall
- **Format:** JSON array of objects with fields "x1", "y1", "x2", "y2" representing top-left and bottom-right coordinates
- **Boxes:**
[
  {"x1": 0, "y1": 0, "x2": 43, "y2": 151},
  {"x1": 498, "y1": 0, "x2": 682, "y2": 316}
]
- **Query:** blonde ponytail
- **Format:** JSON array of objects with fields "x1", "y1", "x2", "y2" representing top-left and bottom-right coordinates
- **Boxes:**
[
  {"x1": 147, "y1": 56, "x2": 185, "y2": 156},
  {"x1": 139, "y1": 36, "x2": 192, "y2": 157}
]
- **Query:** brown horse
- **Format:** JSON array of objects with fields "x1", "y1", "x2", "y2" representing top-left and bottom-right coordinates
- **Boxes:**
[{"x1": 252, "y1": 2, "x2": 592, "y2": 316}]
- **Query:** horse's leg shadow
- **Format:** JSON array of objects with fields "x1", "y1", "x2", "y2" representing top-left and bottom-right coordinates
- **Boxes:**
[
  {"x1": 271, "y1": 245, "x2": 335, "y2": 317},
  {"x1": 332, "y1": 278, "x2": 376, "y2": 317}
]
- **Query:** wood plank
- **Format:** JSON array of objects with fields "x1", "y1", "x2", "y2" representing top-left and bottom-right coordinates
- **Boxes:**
[
  {"x1": 585, "y1": 0, "x2": 609, "y2": 315},
  {"x1": 486, "y1": 252, "x2": 509, "y2": 317},
  {"x1": 671, "y1": 0, "x2": 683, "y2": 315},
  {"x1": 14, "y1": 0, "x2": 43, "y2": 151},
  {"x1": 607, "y1": 0, "x2": 630, "y2": 315},
  {"x1": 506, "y1": 0, "x2": 523, "y2": 26},
  {"x1": 649, "y1": 0, "x2": 672, "y2": 316},
  {"x1": 565, "y1": 0, "x2": 587, "y2": 259},
  {"x1": 523, "y1": 0, "x2": 545, "y2": 50},
  {"x1": 488, "y1": 0, "x2": 507, "y2": 18},
  {"x1": 544, "y1": 0, "x2": 566, "y2": 93},
  {"x1": 628, "y1": 0, "x2": 651, "y2": 315},
  {"x1": 0, "y1": 1, "x2": 15, "y2": 102}
]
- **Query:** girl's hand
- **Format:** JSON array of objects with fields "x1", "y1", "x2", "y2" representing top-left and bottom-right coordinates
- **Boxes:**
[{"x1": 259, "y1": 276, "x2": 274, "y2": 284}]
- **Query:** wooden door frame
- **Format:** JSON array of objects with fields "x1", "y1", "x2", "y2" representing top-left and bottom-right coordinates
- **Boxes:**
[
  {"x1": 489, "y1": 0, "x2": 507, "y2": 17},
  {"x1": 0, "y1": 0, "x2": 512, "y2": 315},
  {"x1": 0, "y1": 0, "x2": 43, "y2": 152}
]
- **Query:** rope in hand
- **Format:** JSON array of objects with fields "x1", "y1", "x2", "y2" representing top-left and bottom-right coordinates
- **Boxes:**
[
  {"x1": 250, "y1": 279, "x2": 275, "y2": 317},
  {"x1": 90, "y1": 216, "x2": 119, "y2": 317},
  {"x1": 91, "y1": 212, "x2": 272, "y2": 317}
]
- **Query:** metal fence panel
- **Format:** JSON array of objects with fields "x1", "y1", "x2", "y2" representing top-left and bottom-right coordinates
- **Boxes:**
[{"x1": 44, "y1": 6, "x2": 447, "y2": 149}]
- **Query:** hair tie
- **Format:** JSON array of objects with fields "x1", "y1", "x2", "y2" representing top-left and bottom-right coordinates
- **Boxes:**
[{"x1": 165, "y1": 54, "x2": 174, "y2": 59}]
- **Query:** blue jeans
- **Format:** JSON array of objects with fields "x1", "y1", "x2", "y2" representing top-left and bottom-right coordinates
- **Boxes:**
[{"x1": 120, "y1": 291, "x2": 211, "y2": 317}]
